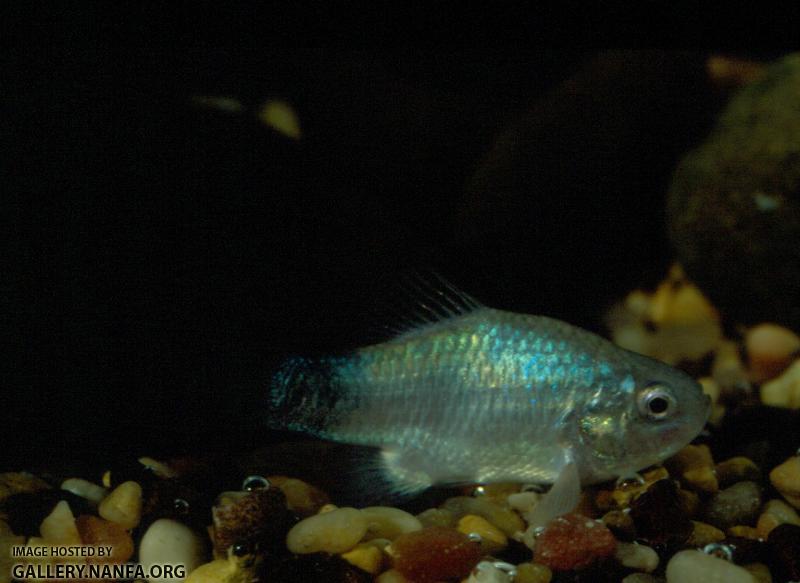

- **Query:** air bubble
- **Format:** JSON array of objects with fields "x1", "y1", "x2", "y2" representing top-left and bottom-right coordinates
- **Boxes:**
[
  {"x1": 492, "y1": 561, "x2": 518, "y2": 579},
  {"x1": 615, "y1": 472, "x2": 646, "y2": 488},
  {"x1": 702, "y1": 542, "x2": 734, "y2": 562},
  {"x1": 467, "y1": 532, "x2": 483, "y2": 543},
  {"x1": 242, "y1": 475, "x2": 270, "y2": 491},
  {"x1": 173, "y1": 498, "x2": 190, "y2": 515},
  {"x1": 472, "y1": 485, "x2": 486, "y2": 497}
]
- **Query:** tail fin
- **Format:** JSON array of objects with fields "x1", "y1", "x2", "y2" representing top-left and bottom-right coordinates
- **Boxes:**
[{"x1": 268, "y1": 356, "x2": 343, "y2": 435}]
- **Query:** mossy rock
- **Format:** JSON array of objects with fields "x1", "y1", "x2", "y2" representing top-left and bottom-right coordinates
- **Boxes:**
[{"x1": 668, "y1": 53, "x2": 800, "y2": 330}]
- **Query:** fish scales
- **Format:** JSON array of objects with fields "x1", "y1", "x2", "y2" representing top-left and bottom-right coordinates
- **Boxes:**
[{"x1": 270, "y1": 302, "x2": 709, "y2": 499}]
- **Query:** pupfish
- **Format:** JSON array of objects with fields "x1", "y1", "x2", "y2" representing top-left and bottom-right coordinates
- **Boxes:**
[{"x1": 269, "y1": 280, "x2": 710, "y2": 523}]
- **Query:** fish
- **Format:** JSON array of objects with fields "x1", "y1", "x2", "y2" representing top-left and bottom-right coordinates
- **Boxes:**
[{"x1": 268, "y1": 278, "x2": 710, "y2": 523}]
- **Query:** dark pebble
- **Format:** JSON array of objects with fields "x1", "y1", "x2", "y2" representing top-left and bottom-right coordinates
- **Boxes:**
[
  {"x1": 139, "y1": 477, "x2": 215, "y2": 534},
  {"x1": 629, "y1": 479, "x2": 692, "y2": 547},
  {"x1": 704, "y1": 481, "x2": 762, "y2": 531},
  {"x1": 1, "y1": 490, "x2": 91, "y2": 537},
  {"x1": 492, "y1": 537, "x2": 533, "y2": 565},
  {"x1": 726, "y1": 535, "x2": 767, "y2": 565},
  {"x1": 212, "y1": 488, "x2": 295, "y2": 557},
  {"x1": 263, "y1": 553, "x2": 372, "y2": 583},
  {"x1": 767, "y1": 523, "x2": 800, "y2": 583}
]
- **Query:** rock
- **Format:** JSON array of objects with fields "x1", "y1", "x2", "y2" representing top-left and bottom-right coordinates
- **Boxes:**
[
  {"x1": 715, "y1": 457, "x2": 762, "y2": 489},
  {"x1": 614, "y1": 541, "x2": 659, "y2": 572},
  {"x1": 184, "y1": 551, "x2": 258, "y2": 583},
  {"x1": 605, "y1": 265, "x2": 722, "y2": 366},
  {"x1": 457, "y1": 514, "x2": 508, "y2": 553},
  {"x1": 286, "y1": 507, "x2": 367, "y2": 555},
  {"x1": 140, "y1": 518, "x2": 206, "y2": 582},
  {"x1": 98, "y1": 481, "x2": 142, "y2": 529},
  {"x1": 415, "y1": 508, "x2": 454, "y2": 529},
  {"x1": 666, "y1": 444, "x2": 718, "y2": 493},
  {"x1": 687, "y1": 520, "x2": 725, "y2": 546},
  {"x1": 375, "y1": 569, "x2": 409, "y2": 583},
  {"x1": 728, "y1": 526, "x2": 762, "y2": 540},
  {"x1": 742, "y1": 562, "x2": 773, "y2": 583},
  {"x1": 387, "y1": 526, "x2": 481, "y2": 583},
  {"x1": 666, "y1": 549, "x2": 756, "y2": 583},
  {"x1": 667, "y1": 53, "x2": 800, "y2": 331},
  {"x1": 514, "y1": 562, "x2": 552, "y2": 583},
  {"x1": 75, "y1": 515, "x2": 134, "y2": 563},
  {"x1": 594, "y1": 467, "x2": 669, "y2": 513},
  {"x1": 212, "y1": 487, "x2": 293, "y2": 556},
  {"x1": 533, "y1": 513, "x2": 616, "y2": 571},
  {"x1": 266, "y1": 476, "x2": 330, "y2": 517},
  {"x1": 746, "y1": 324, "x2": 800, "y2": 383},
  {"x1": 600, "y1": 509, "x2": 635, "y2": 541},
  {"x1": 39, "y1": 500, "x2": 81, "y2": 545},
  {"x1": 700, "y1": 377, "x2": 727, "y2": 426},
  {"x1": 769, "y1": 455, "x2": 800, "y2": 508},
  {"x1": 767, "y1": 523, "x2": 800, "y2": 582},
  {"x1": 761, "y1": 360, "x2": 800, "y2": 409},
  {"x1": 757, "y1": 499, "x2": 800, "y2": 538},
  {"x1": 440, "y1": 496, "x2": 524, "y2": 536},
  {"x1": 0, "y1": 473, "x2": 50, "y2": 502},
  {"x1": 60, "y1": 478, "x2": 107, "y2": 505},
  {"x1": 360, "y1": 507, "x2": 422, "y2": 541},
  {"x1": 466, "y1": 561, "x2": 517, "y2": 583},
  {"x1": 340, "y1": 543, "x2": 384, "y2": 575},
  {"x1": 704, "y1": 481, "x2": 762, "y2": 530},
  {"x1": 629, "y1": 479, "x2": 692, "y2": 546},
  {"x1": 507, "y1": 491, "x2": 541, "y2": 515}
]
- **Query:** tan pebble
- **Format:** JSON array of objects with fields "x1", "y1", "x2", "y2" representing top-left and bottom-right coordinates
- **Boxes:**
[
  {"x1": 184, "y1": 556, "x2": 251, "y2": 583},
  {"x1": 286, "y1": 507, "x2": 366, "y2": 554},
  {"x1": 769, "y1": 455, "x2": 800, "y2": 508},
  {"x1": 742, "y1": 562, "x2": 773, "y2": 583},
  {"x1": 683, "y1": 466, "x2": 719, "y2": 494},
  {"x1": 761, "y1": 360, "x2": 800, "y2": 409},
  {"x1": 318, "y1": 503, "x2": 338, "y2": 514},
  {"x1": 611, "y1": 467, "x2": 670, "y2": 509},
  {"x1": 416, "y1": 507, "x2": 455, "y2": 528},
  {"x1": 376, "y1": 569, "x2": 410, "y2": 583},
  {"x1": 614, "y1": 541, "x2": 659, "y2": 572},
  {"x1": 361, "y1": 507, "x2": 422, "y2": 541},
  {"x1": 98, "y1": 481, "x2": 142, "y2": 529},
  {"x1": 457, "y1": 515, "x2": 507, "y2": 553},
  {"x1": 756, "y1": 499, "x2": 800, "y2": 537},
  {"x1": 340, "y1": 543, "x2": 384, "y2": 575},
  {"x1": 666, "y1": 444, "x2": 714, "y2": 475},
  {"x1": 679, "y1": 488, "x2": 701, "y2": 517},
  {"x1": 728, "y1": 525, "x2": 762, "y2": 540},
  {"x1": 715, "y1": 457, "x2": 761, "y2": 488},
  {"x1": 514, "y1": 562, "x2": 552, "y2": 583},
  {"x1": 746, "y1": 323, "x2": 800, "y2": 383},
  {"x1": 711, "y1": 339, "x2": 750, "y2": 393},
  {"x1": 40, "y1": 500, "x2": 82, "y2": 545},
  {"x1": 507, "y1": 491, "x2": 541, "y2": 514},
  {"x1": 700, "y1": 377, "x2": 727, "y2": 425},
  {"x1": 440, "y1": 496, "x2": 524, "y2": 536},
  {"x1": 266, "y1": 476, "x2": 329, "y2": 517},
  {"x1": 666, "y1": 549, "x2": 757, "y2": 582},
  {"x1": 139, "y1": 519, "x2": 206, "y2": 582},
  {"x1": 61, "y1": 478, "x2": 108, "y2": 504},
  {"x1": 687, "y1": 520, "x2": 725, "y2": 546}
]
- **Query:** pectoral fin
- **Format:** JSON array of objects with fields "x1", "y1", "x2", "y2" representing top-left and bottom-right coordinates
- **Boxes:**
[{"x1": 527, "y1": 461, "x2": 582, "y2": 529}]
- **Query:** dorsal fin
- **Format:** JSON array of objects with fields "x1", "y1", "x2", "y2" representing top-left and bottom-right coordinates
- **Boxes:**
[{"x1": 368, "y1": 271, "x2": 485, "y2": 341}]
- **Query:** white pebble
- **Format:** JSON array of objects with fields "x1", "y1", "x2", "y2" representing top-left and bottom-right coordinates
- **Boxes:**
[
  {"x1": 666, "y1": 550, "x2": 756, "y2": 583},
  {"x1": 615, "y1": 541, "x2": 659, "y2": 572},
  {"x1": 286, "y1": 507, "x2": 367, "y2": 554},
  {"x1": 61, "y1": 478, "x2": 108, "y2": 504},
  {"x1": 507, "y1": 491, "x2": 540, "y2": 515},
  {"x1": 139, "y1": 519, "x2": 206, "y2": 583},
  {"x1": 360, "y1": 506, "x2": 422, "y2": 541},
  {"x1": 466, "y1": 561, "x2": 515, "y2": 583}
]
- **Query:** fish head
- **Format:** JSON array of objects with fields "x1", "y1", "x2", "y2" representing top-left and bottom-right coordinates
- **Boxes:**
[{"x1": 576, "y1": 350, "x2": 710, "y2": 483}]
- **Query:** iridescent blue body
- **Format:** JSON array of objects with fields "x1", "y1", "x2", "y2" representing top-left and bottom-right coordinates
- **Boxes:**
[{"x1": 270, "y1": 303, "x2": 710, "y2": 498}]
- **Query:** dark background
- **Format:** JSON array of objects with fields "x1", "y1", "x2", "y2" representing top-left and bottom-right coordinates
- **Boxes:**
[{"x1": 2, "y1": 49, "x2": 776, "y2": 474}]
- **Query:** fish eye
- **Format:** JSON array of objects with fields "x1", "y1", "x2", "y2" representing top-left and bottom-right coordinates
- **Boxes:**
[{"x1": 637, "y1": 384, "x2": 676, "y2": 420}]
